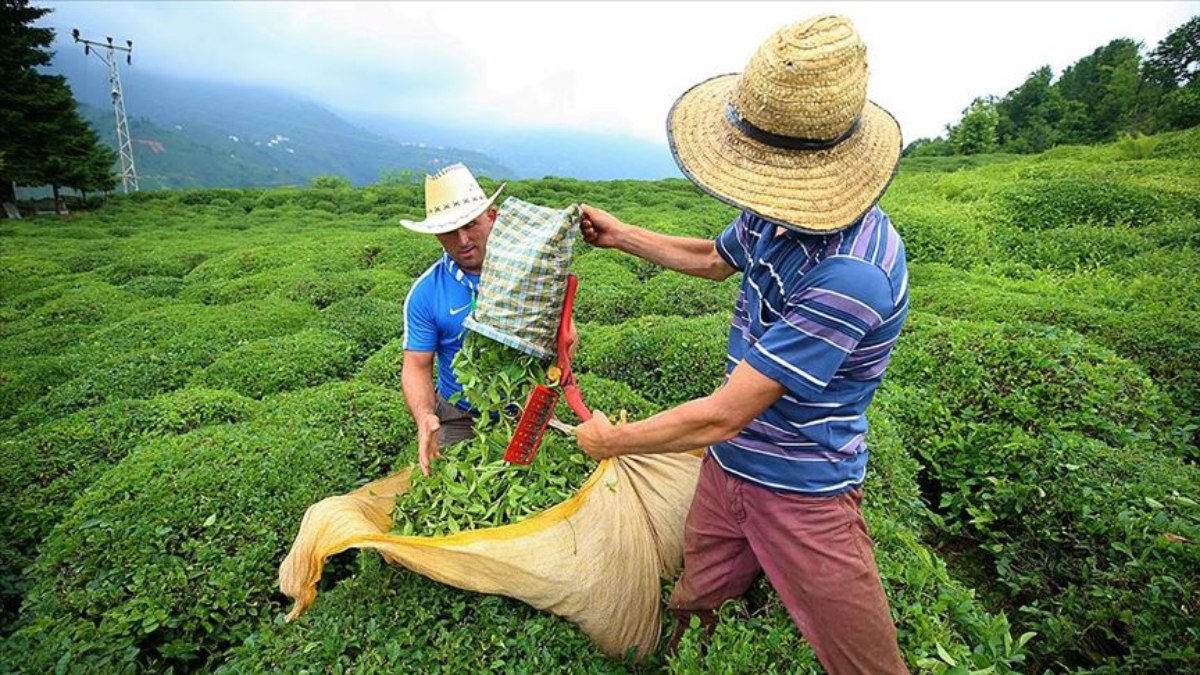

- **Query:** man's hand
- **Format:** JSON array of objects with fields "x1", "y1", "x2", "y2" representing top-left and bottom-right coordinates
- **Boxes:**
[
  {"x1": 417, "y1": 412, "x2": 442, "y2": 476},
  {"x1": 575, "y1": 410, "x2": 614, "y2": 460},
  {"x1": 580, "y1": 204, "x2": 626, "y2": 249}
]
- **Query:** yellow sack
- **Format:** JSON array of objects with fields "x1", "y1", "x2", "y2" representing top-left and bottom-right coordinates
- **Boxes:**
[{"x1": 279, "y1": 452, "x2": 702, "y2": 659}]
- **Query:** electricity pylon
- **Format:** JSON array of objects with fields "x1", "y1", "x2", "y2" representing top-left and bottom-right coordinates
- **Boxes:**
[{"x1": 72, "y1": 30, "x2": 139, "y2": 193}]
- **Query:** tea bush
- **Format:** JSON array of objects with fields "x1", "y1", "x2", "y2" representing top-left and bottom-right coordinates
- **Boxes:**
[
  {"x1": 5, "y1": 299, "x2": 318, "y2": 431},
  {"x1": 2, "y1": 381, "x2": 413, "y2": 673},
  {"x1": 122, "y1": 274, "x2": 186, "y2": 299},
  {"x1": 0, "y1": 322, "x2": 94, "y2": 360},
  {"x1": 910, "y1": 264, "x2": 1199, "y2": 448},
  {"x1": 1001, "y1": 177, "x2": 1167, "y2": 230},
  {"x1": 191, "y1": 329, "x2": 358, "y2": 398},
  {"x1": 219, "y1": 553, "x2": 628, "y2": 673},
  {"x1": 641, "y1": 272, "x2": 739, "y2": 319},
  {"x1": 0, "y1": 354, "x2": 80, "y2": 422},
  {"x1": 355, "y1": 338, "x2": 406, "y2": 390},
  {"x1": 575, "y1": 314, "x2": 730, "y2": 406},
  {"x1": 0, "y1": 388, "x2": 259, "y2": 630},
  {"x1": 180, "y1": 264, "x2": 377, "y2": 308},
  {"x1": 571, "y1": 251, "x2": 645, "y2": 324},
  {"x1": 0, "y1": 133, "x2": 1195, "y2": 671},
  {"x1": 884, "y1": 314, "x2": 1200, "y2": 670},
  {"x1": 319, "y1": 296, "x2": 405, "y2": 360}
]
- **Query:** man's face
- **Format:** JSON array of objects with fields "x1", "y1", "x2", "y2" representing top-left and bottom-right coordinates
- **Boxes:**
[{"x1": 435, "y1": 208, "x2": 495, "y2": 274}]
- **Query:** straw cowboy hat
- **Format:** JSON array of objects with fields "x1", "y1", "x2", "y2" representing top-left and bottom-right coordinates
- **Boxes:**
[
  {"x1": 400, "y1": 163, "x2": 506, "y2": 235},
  {"x1": 667, "y1": 15, "x2": 902, "y2": 234}
]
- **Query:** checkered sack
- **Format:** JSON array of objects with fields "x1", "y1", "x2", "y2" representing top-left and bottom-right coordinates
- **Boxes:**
[{"x1": 464, "y1": 197, "x2": 580, "y2": 359}]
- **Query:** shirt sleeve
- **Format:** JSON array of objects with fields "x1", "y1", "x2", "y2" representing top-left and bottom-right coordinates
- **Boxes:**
[
  {"x1": 744, "y1": 257, "x2": 894, "y2": 395},
  {"x1": 714, "y1": 212, "x2": 752, "y2": 272},
  {"x1": 402, "y1": 276, "x2": 438, "y2": 351}
]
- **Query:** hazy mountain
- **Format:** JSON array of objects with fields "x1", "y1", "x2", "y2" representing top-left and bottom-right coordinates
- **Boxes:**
[
  {"x1": 49, "y1": 41, "x2": 513, "y2": 187},
  {"x1": 341, "y1": 111, "x2": 684, "y2": 181},
  {"x1": 48, "y1": 36, "x2": 681, "y2": 187}
]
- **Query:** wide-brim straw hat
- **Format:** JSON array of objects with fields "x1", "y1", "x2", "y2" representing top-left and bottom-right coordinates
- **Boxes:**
[
  {"x1": 400, "y1": 163, "x2": 505, "y2": 235},
  {"x1": 667, "y1": 15, "x2": 902, "y2": 234}
]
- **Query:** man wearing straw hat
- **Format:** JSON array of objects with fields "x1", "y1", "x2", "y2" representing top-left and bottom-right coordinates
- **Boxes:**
[
  {"x1": 575, "y1": 15, "x2": 909, "y2": 672},
  {"x1": 400, "y1": 163, "x2": 505, "y2": 477}
]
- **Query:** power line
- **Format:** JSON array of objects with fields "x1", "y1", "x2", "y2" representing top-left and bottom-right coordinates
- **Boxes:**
[{"x1": 72, "y1": 29, "x2": 139, "y2": 193}]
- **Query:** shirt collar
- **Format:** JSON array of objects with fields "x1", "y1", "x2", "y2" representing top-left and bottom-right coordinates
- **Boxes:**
[{"x1": 442, "y1": 254, "x2": 479, "y2": 293}]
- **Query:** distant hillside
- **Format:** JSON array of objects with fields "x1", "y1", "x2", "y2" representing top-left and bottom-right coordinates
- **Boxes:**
[
  {"x1": 343, "y1": 111, "x2": 684, "y2": 181},
  {"x1": 51, "y1": 43, "x2": 513, "y2": 187},
  {"x1": 77, "y1": 103, "x2": 309, "y2": 190}
]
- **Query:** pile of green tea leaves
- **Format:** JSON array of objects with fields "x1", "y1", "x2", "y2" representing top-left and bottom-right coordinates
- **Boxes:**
[{"x1": 392, "y1": 331, "x2": 596, "y2": 536}]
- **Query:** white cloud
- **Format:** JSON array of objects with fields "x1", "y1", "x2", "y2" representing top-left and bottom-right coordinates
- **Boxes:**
[{"x1": 43, "y1": 1, "x2": 1198, "y2": 143}]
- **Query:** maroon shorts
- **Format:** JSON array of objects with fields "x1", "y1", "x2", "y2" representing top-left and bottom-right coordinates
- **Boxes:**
[{"x1": 668, "y1": 455, "x2": 907, "y2": 674}]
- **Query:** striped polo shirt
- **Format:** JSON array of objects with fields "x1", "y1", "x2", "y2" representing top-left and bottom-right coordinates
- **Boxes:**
[{"x1": 710, "y1": 207, "x2": 909, "y2": 495}]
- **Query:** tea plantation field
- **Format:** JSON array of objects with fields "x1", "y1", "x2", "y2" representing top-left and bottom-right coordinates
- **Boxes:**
[{"x1": 1, "y1": 128, "x2": 1198, "y2": 673}]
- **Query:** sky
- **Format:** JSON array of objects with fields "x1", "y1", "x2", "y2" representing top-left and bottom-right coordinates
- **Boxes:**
[{"x1": 39, "y1": 1, "x2": 1199, "y2": 145}]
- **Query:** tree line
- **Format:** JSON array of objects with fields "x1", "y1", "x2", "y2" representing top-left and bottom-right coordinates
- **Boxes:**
[
  {"x1": 1, "y1": 0, "x2": 116, "y2": 207},
  {"x1": 906, "y1": 15, "x2": 1199, "y2": 157}
]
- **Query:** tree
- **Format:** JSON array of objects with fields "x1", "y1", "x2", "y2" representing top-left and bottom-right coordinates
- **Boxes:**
[
  {"x1": 902, "y1": 137, "x2": 953, "y2": 158},
  {"x1": 1143, "y1": 16, "x2": 1199, "y2": 88},
  {"x1": 1142, "y1": 16, "x2": 1200, "y2": 131},
  {"x1": 948, "y1": 97, "x2": 999, "y2": 155},
  {"x1": 1055, "y1": 38, "x2": 1143, "y2": 142},
  {"x1": 311, "y1": 174, "x2": 352, "y2": 189},
  {"x1": 0, "y1": 0, "x2": 116, "y2": 206},
  {"x1": 995, "y1": 66, "x2": 1064, "y2": 153}
]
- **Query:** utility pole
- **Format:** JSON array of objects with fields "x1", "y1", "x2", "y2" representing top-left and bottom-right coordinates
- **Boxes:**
[{"x1": 72, "y1": 29, "x2": 139, "y2": 193}]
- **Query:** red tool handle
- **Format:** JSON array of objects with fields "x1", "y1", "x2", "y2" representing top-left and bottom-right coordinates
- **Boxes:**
[{"x1": 556, "y1": 274, "x2": 591, "y2": 422}]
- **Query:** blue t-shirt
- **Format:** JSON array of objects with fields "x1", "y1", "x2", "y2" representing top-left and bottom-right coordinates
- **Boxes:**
[
  {"x1": 403, "y1": 254, "x2": 478, "y2": 410},
  {"x1": 710, "y1": 207, "x2": 909, "y2": 495}
]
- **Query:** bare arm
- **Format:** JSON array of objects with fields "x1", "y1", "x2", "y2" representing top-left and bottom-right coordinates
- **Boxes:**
[
  {"x1": 575, "y1": 360, "x2": 786, "y2": 459},
  {"x1": 401, "y1": 350, "x2": 442, "y2": 476},
  {"x1": 581, "y1": 204, "x2": 736, "y2": 281}
]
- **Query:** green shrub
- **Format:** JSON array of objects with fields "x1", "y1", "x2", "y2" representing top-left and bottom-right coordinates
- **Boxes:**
[
  {"x1": 371, "y1": 236, "x2": 444, "y2": 277},
  {"x1": 122, "y1": 275, "x2": 186, "y2": 299},
  {"x1": 909, "y1": 265, "x2": 1198, "y2": 450},
  {"x1": 177, "y1": 188, "x2": 251, "y2": 207},
  {"x1": 883, "y1": 315, "x2": 1200, "y2": 670},
  {"x1": 889, "y1": 314, "x2": 1169, "y2": 450},
  {"x1": 355, "y1": 338, "x2": 405, "y2": 390},
  {"x1": 572, "y1": 251, "x2": 645, "y2": 323},
  {"x1": 0, "y1": 388, "x2": 260, "y2": 629},
  {"x1": 98, "y1": 248, "x2": 210, "y2": 284},
  {"x1": 192, "y1": 329, "x2": 358, "y2": 399},
  {"x1": 641, "y1": 272, "x2": 738, "y2": 319},
  {"x1": 0, "y1": 323, "x2": 93, "y2": 360},
  {"x1": 997, "y1": 222, "x2": 1151, "y2": 271},
  {"x1": 3, "y1": 381, "x2": 413, "y2": 673},
  {"x1": 1115, "y1": 133, "x2": 1158, "y2": 160},
  {"x1": 5, "y1": 300, "x2": 318, "y2": 430},
  {"x1": 881, "y1": 195, "x2": 1001, "y2": 268},
  {"x1": 220, "y1": 554, "x2": 627, "y2": 673},
  {"x1": 79, "y1": 299, "x2": 319, "y2": 369},
  {"x1": 182, "y1": 265, "x2": 377, "y2": 308},
  {"x1": 1148, "y1": 125, "x2": 1200, "y2": 160},
  {"x1": 0, "y1": 355, "x2": 82, "y2": 424},
  {"x1": 9, "y1": 275, "x2": 161, "y2": 331},
  {"x1": 568, "y1": 373, "x2": 659, "y2": 423},
  {"x1": 1001, "y1": 178, "x2": 1166, "y2": 230},
  {"x1": 575, "y1": 314, "x2": 730, "y2": 407},
  {"x1": 319, "y1": 296, "x2": 406, "y2": 361}
]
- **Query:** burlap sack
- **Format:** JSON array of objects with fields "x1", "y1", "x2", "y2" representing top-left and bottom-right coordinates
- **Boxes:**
[{"x1": 279, "y1": 452, "x2": 702, "y2": 659}]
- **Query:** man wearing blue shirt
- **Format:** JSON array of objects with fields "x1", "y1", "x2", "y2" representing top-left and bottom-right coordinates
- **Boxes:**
[
  {"x1": 575, "y1": 16, "x2": 909, "y2": 673},
  {"x1": 400, "y1": 164, "x2": 504, "y2": 476}
]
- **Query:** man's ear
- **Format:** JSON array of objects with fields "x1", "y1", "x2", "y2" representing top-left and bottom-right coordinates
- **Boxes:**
[{"x1": 486, "y1": 208, "x2": 498, "y2": 223}]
